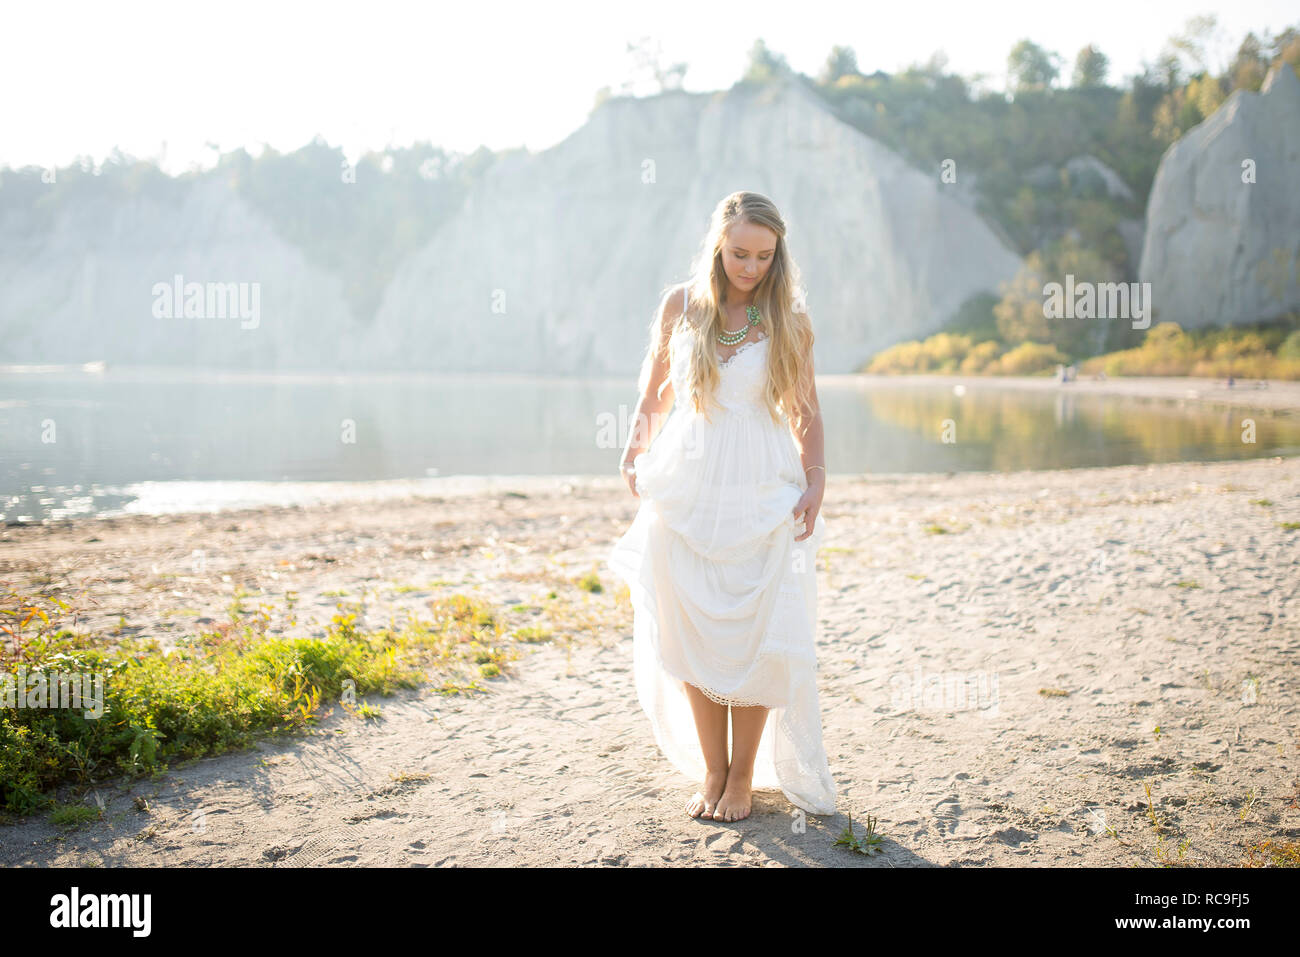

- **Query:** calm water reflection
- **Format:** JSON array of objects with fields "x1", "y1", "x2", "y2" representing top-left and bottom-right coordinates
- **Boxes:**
[{"x1": 2, "y1": 368, "x2": 1297, "y2": 520}]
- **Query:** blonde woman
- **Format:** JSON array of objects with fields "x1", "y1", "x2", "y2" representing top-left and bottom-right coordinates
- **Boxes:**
[{"x1": 607, "y1": 191, "x2": 836, "y2": 822}]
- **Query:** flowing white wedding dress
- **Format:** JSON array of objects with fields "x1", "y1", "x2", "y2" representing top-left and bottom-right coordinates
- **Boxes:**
[{"x1": 606, "y1": 285, "x2": 837, "y2": 816}]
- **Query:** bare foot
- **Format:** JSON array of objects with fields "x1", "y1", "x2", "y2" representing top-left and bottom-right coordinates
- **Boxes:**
[
  {"x1": 686, "y1": 769, "x2": 728, "y2": 819},
  {"x1": 713, "y1": 770, "x2": 753, "y2": 822}
]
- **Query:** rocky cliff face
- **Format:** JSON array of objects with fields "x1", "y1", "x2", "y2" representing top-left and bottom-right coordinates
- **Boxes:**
[
  {"x1": 1, "y1": 79, "x2": 1024, "y2": 373},
  {"x1": 0, "y1": 175, "x2": 373, "y2": 369},
  {"x1": 364, "y1": 79, "x2": 1025, "y2": 374},
  {"x1": 1140, "y1": 62, "x2": 1300, "y2": 328}
]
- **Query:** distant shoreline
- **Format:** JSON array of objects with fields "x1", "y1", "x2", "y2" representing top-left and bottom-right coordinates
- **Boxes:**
[
  {"x1": 5, "y1": 364, "x2": 1299, "y2": 412},
  {"x1": 829, "y1": 372, "x2": 1300, "y2": 413}
]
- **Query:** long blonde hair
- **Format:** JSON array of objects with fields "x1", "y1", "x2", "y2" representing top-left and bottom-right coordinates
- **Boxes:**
[{"x1": 644, "y1": 191, "x2": 816, "y2": 434}]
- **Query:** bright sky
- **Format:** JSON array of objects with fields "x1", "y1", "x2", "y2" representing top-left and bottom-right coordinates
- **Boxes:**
[{"x1": 1, "y1": 0, "x2": 1295, "y2": 175}]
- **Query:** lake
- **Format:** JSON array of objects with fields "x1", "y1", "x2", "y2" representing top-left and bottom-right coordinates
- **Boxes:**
[{"x1": 2, "y1": 367, "x2": 1297, "y2": 521}]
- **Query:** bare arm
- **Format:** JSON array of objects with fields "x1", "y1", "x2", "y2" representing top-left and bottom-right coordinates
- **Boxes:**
[
  {"x1": 791, "y1": 341, "x2": 826, "y2": 540},
  {"x1": 791, "y1": 343, "x2": 825, "y2": 475},
  {"x1": 619, "y1": 286, "x2": 683, "y2": 484}
]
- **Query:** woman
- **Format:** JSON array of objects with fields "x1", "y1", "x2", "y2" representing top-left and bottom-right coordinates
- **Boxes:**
[{"x1": 606, "y1": 191, "x2": 836, "y2": 822}]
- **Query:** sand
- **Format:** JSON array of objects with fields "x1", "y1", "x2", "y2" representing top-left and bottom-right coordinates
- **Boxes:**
[{"x1": 1, "y1": 380, "x2": 1298, "y2": 866}]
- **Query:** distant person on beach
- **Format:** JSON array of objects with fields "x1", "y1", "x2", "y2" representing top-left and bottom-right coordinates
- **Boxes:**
[{"x1": 608, "y1": 191, "x2": 836, "y2": 822}]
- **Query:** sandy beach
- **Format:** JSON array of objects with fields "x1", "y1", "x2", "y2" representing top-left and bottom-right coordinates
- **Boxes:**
[
  {"x1": 1, "y1": 456, "x2": 1296, "y2": 866},
  {"x1": 1, "y1": 377, "x2": 1298, "y2": 867}
]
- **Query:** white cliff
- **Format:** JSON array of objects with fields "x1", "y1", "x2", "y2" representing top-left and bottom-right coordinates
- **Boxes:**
[
  {"x1": 1139, "y1": 61, "x2": 1300, "y2": 328},
  {"x1": 365, "y1": 79, "x2": 1025, "y2": 374},
  {"x1": 1, "y1": 79, "x2": 1024, "y2": 373},
  {"x1": 0, "y1": 174, "x2": 371, "y2": 368}
]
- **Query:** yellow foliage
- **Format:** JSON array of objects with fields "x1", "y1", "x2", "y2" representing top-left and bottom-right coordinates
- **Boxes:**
[
  {"x1": 959, "y1": 340, "x2": 1002, "y2": 373},
  {"x1": 987, "y1": 341, "x2": 1068, "y2": 375}
]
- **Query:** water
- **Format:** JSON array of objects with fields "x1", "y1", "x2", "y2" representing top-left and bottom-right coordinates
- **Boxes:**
[{"x1": 2, "y1": 367, "x2": 1297, "y2": 522}]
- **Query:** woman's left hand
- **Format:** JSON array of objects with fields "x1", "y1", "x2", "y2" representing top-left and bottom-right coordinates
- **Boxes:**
[{"x1": 792, "y1": 477, "x2": 824, "y2": 542}]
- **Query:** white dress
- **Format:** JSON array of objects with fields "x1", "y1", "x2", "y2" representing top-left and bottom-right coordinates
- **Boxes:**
[{"x1": 606, "y1": 285, "x2": 837, "y2": 815}]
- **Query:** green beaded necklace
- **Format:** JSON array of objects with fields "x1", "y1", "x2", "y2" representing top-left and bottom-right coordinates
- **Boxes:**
[{"x1": 717, "y1": 305, "x2": 762, "y2": 346}]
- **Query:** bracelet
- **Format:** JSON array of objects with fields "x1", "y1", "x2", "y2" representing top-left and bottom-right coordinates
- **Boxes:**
[{"x1": 805, "y1": 465, "x2": 825, "y2": 474}]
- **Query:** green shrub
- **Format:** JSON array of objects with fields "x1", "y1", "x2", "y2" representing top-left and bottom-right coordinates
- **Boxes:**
[{"x1": 0, "y1": 606, "x2": 487, "y2": 816}]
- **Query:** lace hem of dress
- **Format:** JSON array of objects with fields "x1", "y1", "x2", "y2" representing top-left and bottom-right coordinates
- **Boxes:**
[{"x1": 682, "y1": 677, "x2": 774, "y2": 708}]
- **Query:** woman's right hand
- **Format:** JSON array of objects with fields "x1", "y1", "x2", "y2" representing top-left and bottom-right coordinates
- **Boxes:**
[
  {"x1": 621, "y1": 463, "x2": 639, "y2": 498},
  {"x1": 621, "y1": 450, "x2": 645, "y2": 498}
]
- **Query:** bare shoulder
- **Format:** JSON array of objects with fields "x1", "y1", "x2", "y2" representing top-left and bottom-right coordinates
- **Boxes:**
[
  {"x1": 675, "y1": 282, "x2": 700, "y2": 328},
  {"x1": 667, "y1": 282, "x2": 690, "y2": 320},
  {"x1": 656, "y1": 283, "x2": 691, "y2": 338}
]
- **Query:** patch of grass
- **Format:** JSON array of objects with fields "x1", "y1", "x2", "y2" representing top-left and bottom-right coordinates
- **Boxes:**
[
  {"x1": 48, "y1": 801, "x2": 100, "y2": 829},
  {"x1": 1141, "y1": 781, "x2": 1195, "y2": 867},
  {"x1": 1153, "y1": 833, "x2": 1193, "y2": 866},
  {"x1": 390, "y1": 771, "x2": 431, "y2": 786},
  {"x1": 1280, "y1": 522, "x2": 1300, "y2": 531},
  {"x1": 428, "y1": 677, "x2": 490, "y2": 696},
  {"x1": 1250, "y1": 499, "x2": 1274, "y2": 507},
  {"x1": 1038, "y1": 688, "x2": 1070, "y2": 697},
  {"x1": 1244, "y1": 839, "x2": 1300, "y2": 867},
  {"x1": 1174, "y1": 581, "x2": 1201, "y2": 589},
  {"x1": 924, "y1": 524, "x2": 951, "y2": 535},
  {"x1": 576, "y1": 569, "x2": 603, "y2": 594},
  {"x1": 833, "y1": 811, "x2": 884, "y2": 855},
  {"x1": 549, "y1": 586, "x2": 625, "y2": 647},
  {"x1": 1143, "y1": 781, "x2": 1168, "y2": 835},
  {"x1": 1, "y1": 610, "x2": 426, "y2": 817},
  {"x1": 512, "y1": 625, "x2": 554, "y2": 643},
  {"x1": 0, "y1": 587, "x2": 536, "y2": 818}
]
